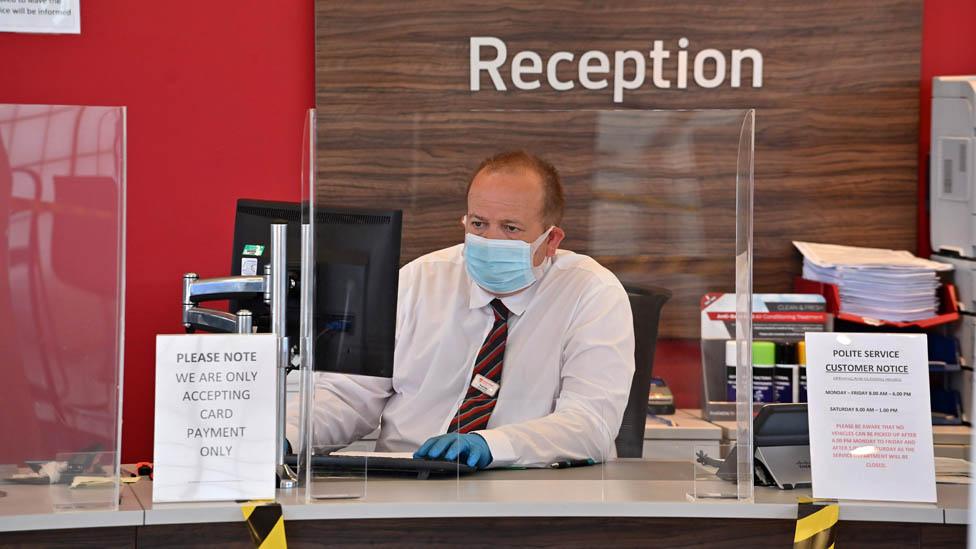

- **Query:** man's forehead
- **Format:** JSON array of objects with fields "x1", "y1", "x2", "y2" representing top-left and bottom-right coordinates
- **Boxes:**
[{"x1": 468, "y1": 172, "x2": 543, "y2": 221}]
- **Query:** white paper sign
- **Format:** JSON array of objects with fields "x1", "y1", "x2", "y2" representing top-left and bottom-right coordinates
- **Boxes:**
[
  {"x1": 0, "y1": 0, "x2": 80, "y2": 34},
  {"x1": 153, "y1": 334, "x2": 277, "y2": 503},
  {"x1": 805, "y1": 332, "x2": 936, "y2": 503}
]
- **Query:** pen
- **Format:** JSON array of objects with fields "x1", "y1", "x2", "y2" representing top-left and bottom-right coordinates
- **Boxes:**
[
  {"x1": 648, "y1": 414, "x2": 678, "y2": 427},
  {"x1": 549, "y1": 459, "x2": 595, "y2": 469}
]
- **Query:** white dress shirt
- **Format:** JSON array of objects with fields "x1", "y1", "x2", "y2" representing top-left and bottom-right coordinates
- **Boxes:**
[{"x1": 296, "y1": 243, "x2": 635, "y2": 468}]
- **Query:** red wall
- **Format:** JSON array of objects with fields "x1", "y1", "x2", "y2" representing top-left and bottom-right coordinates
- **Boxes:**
[
  {"x1": 917, "y1": 0, "x2": 976, "y2": 257},
  {"x1": 0, "y1": 1, "x2": 313, "y2": 461},
  {"x1": 0, "y1": 1, "x2": 973, "y2": 459}
]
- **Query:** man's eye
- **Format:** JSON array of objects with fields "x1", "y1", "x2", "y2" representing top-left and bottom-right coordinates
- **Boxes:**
[
  {"x1": 504, "y1": 225, "x2": 520, "y2": 233},
  {"x1": 471, "y1": 221, "x2": 485, "y2": 228}
]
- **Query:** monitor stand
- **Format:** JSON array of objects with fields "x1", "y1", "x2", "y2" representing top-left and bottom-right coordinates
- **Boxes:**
[{"x1": 712, "y1": 444, "x2": 812, "y2": 490}]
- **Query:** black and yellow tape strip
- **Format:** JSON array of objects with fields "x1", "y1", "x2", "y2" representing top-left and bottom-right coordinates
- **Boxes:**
[
  {"x1": 241, "y1": 501, "x2": 287, "y2": 549},
  {"x1": 793, "y1": 500, "x2": 839, "y2": 549}
]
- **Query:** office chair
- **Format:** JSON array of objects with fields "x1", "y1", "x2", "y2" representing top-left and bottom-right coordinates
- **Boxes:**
[{"x1": 614, "y1": 285, "x2": 672, "y2": 458}]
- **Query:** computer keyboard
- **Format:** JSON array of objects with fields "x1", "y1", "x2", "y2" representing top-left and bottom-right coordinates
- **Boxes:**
[{"x1": 283, "y1": 452, "x2": 477, "y2": 480}]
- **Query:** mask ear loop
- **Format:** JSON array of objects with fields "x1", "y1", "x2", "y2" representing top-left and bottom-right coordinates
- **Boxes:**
[
  {"x1": 531, "y1": 228, "x2": 556, "y2": 282},
  {"x1": 530, "y1": 226, "x2": 556, "y2": 272},
  {"x1": 534, "y1": 226, "x2": 555, "y2": 253}
]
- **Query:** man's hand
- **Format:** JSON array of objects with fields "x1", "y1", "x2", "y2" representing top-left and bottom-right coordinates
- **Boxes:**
[{"x1": 413, "y1": 433, "x2": 493, "y2": 469}]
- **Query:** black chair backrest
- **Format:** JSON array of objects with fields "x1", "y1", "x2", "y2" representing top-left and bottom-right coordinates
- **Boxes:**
[{"x1": 615, "y1": 285, "x2": 672, "y2": 458}]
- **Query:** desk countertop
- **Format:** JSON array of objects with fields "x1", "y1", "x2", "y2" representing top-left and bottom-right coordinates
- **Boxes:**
[
  {"x1": 0, "y1": 483, "x2": 143, "y2": 532},
  {"x1": 644, "y1": 410, "x2": 723, "y2": 440},
  {"x1": 0, "y1": 461, "x2": 968, "y2": 532},
  {"x1": 1, "y1": 409, "x2": 969, "y2": 532},
  {"x1": 126, "y1": 460, "x2": 965, "y2": 526}
]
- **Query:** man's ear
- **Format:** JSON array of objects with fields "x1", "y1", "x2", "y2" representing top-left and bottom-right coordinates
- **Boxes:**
[{"x1": 546, "y1": 227, "x2": 566, "y2": 257}]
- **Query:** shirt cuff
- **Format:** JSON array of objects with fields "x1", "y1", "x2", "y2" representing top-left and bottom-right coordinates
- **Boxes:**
[{"x1": 472, "y1": 428, "x2": 516, "y2": 468}]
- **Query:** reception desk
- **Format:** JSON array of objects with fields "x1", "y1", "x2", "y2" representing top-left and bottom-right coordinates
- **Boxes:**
[{"x1": 0, "y1": 460, "x2": 967, "y2": 547}]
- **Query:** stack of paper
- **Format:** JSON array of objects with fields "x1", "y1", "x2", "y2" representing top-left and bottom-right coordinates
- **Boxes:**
[
  {"x1": 935, "y1": 457, "x2": 972, "y2": 485},
  {"x1": 794, "y1": 241, "x2": 953, "y2": 323}
]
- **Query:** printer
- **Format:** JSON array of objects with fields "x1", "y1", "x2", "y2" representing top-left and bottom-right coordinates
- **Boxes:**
[
  {"x1": 931, "y1": 76, "x2": 976, "y2": 258},
  {"x1": 930, "y1": 75, "x2": 976, "y2": 422}
]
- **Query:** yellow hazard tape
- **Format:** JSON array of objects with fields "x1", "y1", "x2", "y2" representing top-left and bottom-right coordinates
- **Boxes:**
[
  {"x1": 241, "y1": 501, "x2": 287, "y2": 549},
  {"x1": 794, "y1": 502, "x2": 838, "y2": 549}
]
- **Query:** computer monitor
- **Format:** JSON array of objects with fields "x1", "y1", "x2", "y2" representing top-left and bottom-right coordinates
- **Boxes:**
[
  {"x1": 752, "y1": 402, "x2": 809, "y2": 447},
  {"x1": 228, "y1": 199, "x2": 402, "y2": 377}
]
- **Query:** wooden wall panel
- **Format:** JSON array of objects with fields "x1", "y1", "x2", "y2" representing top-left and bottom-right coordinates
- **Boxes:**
[{"x1": 315, "y1": 1, "x2": 922, "y2": 337}]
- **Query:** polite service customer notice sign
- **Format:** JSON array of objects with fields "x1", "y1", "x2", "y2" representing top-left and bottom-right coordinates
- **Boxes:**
[
  {"x1": 153, "y1": 334, "x2": 277, "y2": 503},
  {"x1": 805, "y1": 333, "x2": 935, "y2": 503}
]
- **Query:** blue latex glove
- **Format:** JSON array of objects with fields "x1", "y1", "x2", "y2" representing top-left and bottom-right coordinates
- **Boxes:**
[{"x1": 413, "y1": 433, "x2": 493, "y2": 469}]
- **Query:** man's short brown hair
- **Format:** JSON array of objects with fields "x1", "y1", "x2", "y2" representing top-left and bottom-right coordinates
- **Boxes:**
[{"x1": 467, "y1": 150, "x2": 565, "y2": 226}]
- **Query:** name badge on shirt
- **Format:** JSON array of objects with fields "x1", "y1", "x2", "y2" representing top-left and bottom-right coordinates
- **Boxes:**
[{"x1": 471, "y1": 374, "x2": 500, "y2": 397}]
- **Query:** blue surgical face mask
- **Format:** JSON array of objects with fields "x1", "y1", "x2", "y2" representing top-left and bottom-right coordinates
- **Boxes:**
[{"x1": 464, "y1": 227, "x2": 554, "y2": 294}]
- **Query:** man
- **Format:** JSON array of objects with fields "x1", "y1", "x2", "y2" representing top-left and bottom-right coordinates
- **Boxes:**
[{"x1": 301, "y1": 151, "x2": 635, "y2": 469}]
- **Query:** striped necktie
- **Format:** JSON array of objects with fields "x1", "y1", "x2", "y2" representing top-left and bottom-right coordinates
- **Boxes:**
[{"x1": 448, "y1": 298, "x2": 510, "y2": 433}]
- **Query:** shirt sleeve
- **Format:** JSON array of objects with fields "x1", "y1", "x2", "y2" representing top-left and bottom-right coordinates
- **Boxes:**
[
  {"x1": 300, "y1": 372, "x2": 394, "y2": 451},
  {"x1": 474, "y1": 280, "x2": 635, "y2": 468}
]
